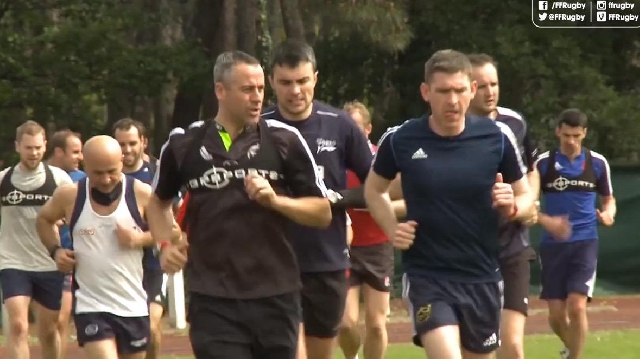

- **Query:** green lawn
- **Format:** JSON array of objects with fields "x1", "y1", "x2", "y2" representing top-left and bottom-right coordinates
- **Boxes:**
[{"x1": 161, "y1": 330, "x2": 640, "y2": 359}]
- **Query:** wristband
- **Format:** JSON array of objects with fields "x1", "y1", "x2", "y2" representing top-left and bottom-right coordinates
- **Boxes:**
[
  {"x1": 159, "y1": 240, "x2": 171, "y2": 251},
  {"x1": 49, "y1": 245, "x2": 61, "y2": 260},
  {"x1": 508, "y1": 203, "x2": 518, "y2": 219}
]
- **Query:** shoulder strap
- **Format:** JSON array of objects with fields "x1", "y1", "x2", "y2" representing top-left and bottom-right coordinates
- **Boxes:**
[
  {"x1": 68, "y1": 178, "x2": 87, "y2": 237},
  {"x1": 0, "y1": 166, "x2": 16, "y2": 195},
  {"x1": 124, "y1": 175, "x2": 148, "y2": 231}
]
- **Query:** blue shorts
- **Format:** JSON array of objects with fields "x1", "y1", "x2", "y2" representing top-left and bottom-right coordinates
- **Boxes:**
[
  {"x1": 75, "y1": 312, "x2": 150, "y2": 354},
  {"x1": 0, "y1": 269, "x2": 64, "y2": 310},
  {"x1": 402, "y1": 274, "x2": 502, "y2": 354},
  {"x1": 539, "y1": 239, "x2": 598, "y2": 300}
]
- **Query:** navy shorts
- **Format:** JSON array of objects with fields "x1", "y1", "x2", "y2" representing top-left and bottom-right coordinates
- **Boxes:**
[
  {"x1": 402, "y1": 274, "x2": 502, "y2": 354},
  {"x1": 143, "y1": 269, "x2": 165, "y2": 305},
  {"x1": 75, "y1": 312, "x2": 150, "y2": 354},
  {"x1": 539, "y1": 239, "x2": 598, "y2": 300},
  {"x1": 0, "y1": 269, "x2": 64, "y2": 310}
]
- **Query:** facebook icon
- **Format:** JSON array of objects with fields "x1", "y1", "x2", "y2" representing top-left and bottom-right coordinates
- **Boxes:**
[{"x1": 539, "y1": 1, "x2": 548, "y2": 10}]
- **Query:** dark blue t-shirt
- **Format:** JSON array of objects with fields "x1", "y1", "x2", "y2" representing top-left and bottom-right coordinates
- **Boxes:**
[
  {"x1": 262, "y1": 101, "x2": 373, "y2": 272},
  {"x1": 536, "y1": 149, "x2": 612, "y2": 243},
  {"x1": 60, "y1": 170, "x2": 87, "y2": 249},
  {"x1": 126, "y1": 161, "x2": 160, "y2": 271},
  {"x1": 372, "y1": 115, "x2": 525, "y2": 282}
]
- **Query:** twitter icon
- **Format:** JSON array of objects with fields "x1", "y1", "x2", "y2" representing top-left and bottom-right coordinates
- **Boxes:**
[{"x1": 539, "y1": 12, "x2": 547, "y2": 21}]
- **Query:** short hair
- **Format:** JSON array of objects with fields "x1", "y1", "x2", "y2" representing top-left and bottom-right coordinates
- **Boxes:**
[
  {"x1": 16, "y1": 120, "x2": 46, "y2": 142},
  {"x1": 466, "y1": 53, "x2": 498, "y2": 68},
  {"x1": 112, "y1": 118, "x2": 147, "y2": 138},
  {"x1": 49, "y1": 129, "x2": 81, "y2": 153},
  {"x1": 557, "y1": 109, "x2": 588, "y2": 128},
  {"x1": 213, "y1": 51, "x2": 261, "y2": 83},
  {"x1": 343, "y1": 101, "x2": 372, "y2": 126},
  {"x1": 269, "y1": 39, "x2": 317, "y2": 72},
  {"x1": 424, "y1": 49, "x2": 472, "y2": 83}
]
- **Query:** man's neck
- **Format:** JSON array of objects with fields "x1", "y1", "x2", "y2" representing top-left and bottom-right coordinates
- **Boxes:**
[
  {"x1": 560, "y1": 147, "x2": 582, "y2": 161},
  {"x1": 276, "y1": 102, "x2": 314, "y2": 122},
  {"x1": 123, "y1": 159, "x2": 144, "y2": 174},
  {"x1": 215, "y1": 115, "x2": 245, "y2": 140},
  {"x1": 468, "y1": 108, "x2": 498, "y2": 120},
  {"x1": 19, "y1": 161, "x2": 41, "y2": 173},
  {"x1": 46, "y1": 158, "x2": 64, "y2": 170},
  {"x1": 428, "y1": 115, "x2": 465, "y2": 137}
]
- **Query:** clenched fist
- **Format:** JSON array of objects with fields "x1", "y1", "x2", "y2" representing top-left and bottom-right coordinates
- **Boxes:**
[{"x1": 392, "y1": 220, "x2": 418, "y2": 250}]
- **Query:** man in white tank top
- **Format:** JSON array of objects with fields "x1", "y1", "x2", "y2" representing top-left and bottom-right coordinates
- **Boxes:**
[
  {"x1": 36, "y1": 136, "x2": 180, "y2": 359},
  {"x1": 0, "y1": 121, "x2": 73, "y2": 359}
]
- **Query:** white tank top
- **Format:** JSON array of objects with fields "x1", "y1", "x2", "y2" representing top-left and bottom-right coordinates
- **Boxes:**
[{"x1": 72, "y1": 176, "x2": 148, "y2": 317}]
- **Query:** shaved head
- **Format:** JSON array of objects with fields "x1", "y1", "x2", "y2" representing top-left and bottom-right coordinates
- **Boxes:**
[{"x1": 83, "y1": 135, "x2": 123, "y2": 192}]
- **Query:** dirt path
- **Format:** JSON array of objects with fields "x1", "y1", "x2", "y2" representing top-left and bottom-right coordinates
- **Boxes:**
[{"x1": 4, "y1": 296, "x2": 640, "y2": 358}]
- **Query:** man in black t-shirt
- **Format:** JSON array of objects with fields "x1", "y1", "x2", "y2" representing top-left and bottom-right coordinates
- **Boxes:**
[{"x1": 147, "y1": 51, "x2": 332, "y2": 359}]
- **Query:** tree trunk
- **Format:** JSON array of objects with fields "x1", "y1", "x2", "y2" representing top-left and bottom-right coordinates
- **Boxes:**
[
  {"x1": 279, "y1": 0, "x2": 305, "y2": 40},
  {"x1": 237, "y1": 0, "x2": 258, "y2": 55}
]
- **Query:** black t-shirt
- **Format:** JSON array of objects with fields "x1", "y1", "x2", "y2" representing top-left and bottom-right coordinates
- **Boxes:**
[
  {"x1": 372, "y1": 115, "x2": 525, "y2": 282},
  {"x1": 153, "y1": 119, "x2": 327, "y2": 299}
]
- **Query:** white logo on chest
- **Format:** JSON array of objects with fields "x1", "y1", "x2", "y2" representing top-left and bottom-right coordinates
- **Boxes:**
[{"x1": 316, "y1": 138, "x2": 337, "y2": 154}]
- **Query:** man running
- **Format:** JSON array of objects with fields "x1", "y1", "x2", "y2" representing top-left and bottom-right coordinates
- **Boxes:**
[
  {"x1": 467, "y1": 53, "x2": 540, "y2": 359},
  {"x1": 533, "y1": 109, "x2": 615, "y2": 359},
  {"x1": 148, "y1": 50, "x2": 332, "y2": 359},
  {"x1": 262, "y1": 39, "x2": 373, "y2": 359},
  {"x1": 46, "y1": 129, "x2": 87, "y2": 358},
  {"x1": 112, "y1": 118, "x2": 166, "y2": 359},
  {"x1": 364, "y1": 50, "x2": 536, "y2": 359},
  {"x1": 0, "y1": 121, "x2": 73, "y2": 359},
  {"x1": 36, "y1": 135, "x2": 176, "y2": 359},
  {"x1": 338, "y1": 101, "x2": 394, "y2": 359}
]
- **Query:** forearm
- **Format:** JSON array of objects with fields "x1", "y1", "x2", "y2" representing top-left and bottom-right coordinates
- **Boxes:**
[
  {"x1": 147, "y1": 195, "x2": 178, "y2": 244},
  {"x1": 391, "y1": 200, "x2": 406, "y2": 219},
  {"x1": 527, "y1": 170, "x2": 541, "y2": 200},
  {"x1": 346, "y1": 225, "x2": 353, "y2": 247},
  {"x1": 513, "y1": 192, "x2": 536, "y2": 222},
  {"x1": 602, "y1": 198, "x2": 617, "y2": 218},
  {"x1": 36, "y1": 217, "x2": 61, "y2": 254},
  {"x1": 272, "y1": 196, "x2": 332, "y2": 228},
  {"x1": 365, "y1": 191, "x2": 398, "y2": 239}
]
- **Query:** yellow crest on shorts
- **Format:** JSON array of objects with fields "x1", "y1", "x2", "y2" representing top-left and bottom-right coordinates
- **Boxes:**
[{"x1": 416, "y1": 304, "x2": 432, "y2": 323}]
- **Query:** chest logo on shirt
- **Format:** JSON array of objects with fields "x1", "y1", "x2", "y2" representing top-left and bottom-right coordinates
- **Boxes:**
[
  {"x1": 547, "y1": 176, "x2": 595, "y2": 191},
  {"x1": 78, "y1": 228, "x2": 96, "y2": 236},
  {"x1": 1, "y1": 190, "x2": 51, "y2": 205},
  {"x1": 316, "y1": 138, "x2": 337, "y2": 154},
  {"x1": 247, "y1": 144, "x2": 260, "y2": 159},
  {"x1": 188, "y1": 166, "x2": 283, "y2": 190}
]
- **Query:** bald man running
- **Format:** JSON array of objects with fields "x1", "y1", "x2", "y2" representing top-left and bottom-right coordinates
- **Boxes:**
[{"x1": 36, "y1": 136, "x2": 180, "y2": 359}]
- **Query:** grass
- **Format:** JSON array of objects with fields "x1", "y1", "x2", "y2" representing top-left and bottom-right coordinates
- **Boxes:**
[{"x1": 159, "y1": 330, "x2": 640, "y2": 359}]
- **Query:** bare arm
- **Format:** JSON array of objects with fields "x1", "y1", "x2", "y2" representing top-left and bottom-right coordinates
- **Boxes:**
[
  {"x1": 510, "y1": 175, "x2": 536, "y2": 223},
  {"x1": 37, "y1": 184, "x2": 75, "y2": 254},
  {"x1": 600, "y1": 195, "x2": 616, "y2": 218},
  {"x1": 271, "y1": 196, "x2": 332, "y2": 228},
  {"x1": 364, "y1": 169, "x2": 398, "y2": 238},
  {"x1": 527, "y1": 168, "x2": 541, "y2": 201}
]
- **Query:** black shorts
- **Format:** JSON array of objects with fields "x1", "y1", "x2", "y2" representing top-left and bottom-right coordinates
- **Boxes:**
[
  {"x1": 74, "y1": 312, "x2": 150, "y2": 354},
  {"x1": 300, "y1": 270, "x2": 348, "y2": 338},
  {"x1": 403, "y1": 274, "x2": 502, "y2": 354},
  {"x1": 143, "y1": 269, "x2": 165, "y2": 305},
  {"x1": 0, "y1": 269, "x2": 64, "y2": 310},
  {"x1": 499, "y1": 246, "x2": 536, "y2": 316},
  {"x1": 348, "y1": 242, "x2": 394, "y2": 292},
  {"x1": 540, "y1": 239, "x2": 598, "y2": 300},
  {"x1": 188, "y1": 292, "x2": 300, "y2": 359}
]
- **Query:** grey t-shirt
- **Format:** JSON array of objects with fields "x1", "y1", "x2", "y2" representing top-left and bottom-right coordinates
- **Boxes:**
[{"x1": 0, "y1": 163, "x2": 73, "y2": 271}]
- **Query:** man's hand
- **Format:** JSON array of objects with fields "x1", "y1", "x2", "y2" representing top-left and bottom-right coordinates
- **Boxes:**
[
  {"x1": 392, "y1": 220, "x2": 418, "y2": 250},
  {"x1": 542, "y1": 215, "x2": 572, "y2": 240},
  {"x1": 54, "y1": 248, "x2": 76, "y2": 273},
  {"x1": 115, "y1": 222, "x2": 142, "y2": 248},
  {"x1": 245, "y1": 173, "x2": 277, "y2": 208},
  {"x1": 596, "y1": 209, "x2": 615, "y2": 226},
  {"x1": 492, "y1": 173, "x2": 515, "y2": 217},
  {"x1": 160, "y1": 242, "x2": 188, "y2": 274}
]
